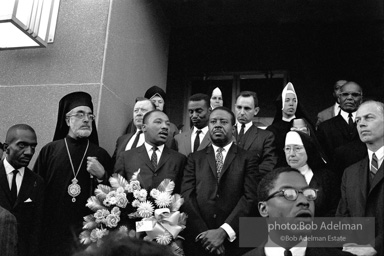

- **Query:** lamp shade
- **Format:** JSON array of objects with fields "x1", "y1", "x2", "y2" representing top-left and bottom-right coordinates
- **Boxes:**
[{"x1": 0, "y1": 0, "x2": 60, "y2": 50}]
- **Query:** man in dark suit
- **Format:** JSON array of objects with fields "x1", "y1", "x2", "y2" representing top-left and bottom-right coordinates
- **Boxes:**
[
  {"x1": 175, "y1": 93, "x2": 211, "y2": 157},
  {"x1": 316, "y1": 80, "x2": 347, "y2": 128},
  {"x1": 316, "y1": 81, "x2": 363, "y2": 164},
  {"x1": 115, "y1": 110, "x2": 187, "y2": 192},
  {"x1": 113, "y1": 98, "x2": 176, "y2": 164},
  {"x1": 234, "y1": 91, "x2": 277, "y2": 174},
  {"x1": 0, "y1": 124, "x2": 44, "y2": 256},
  {"x1": 243, "y1": 167, "x2": 353, "y2": 256},
  {"x1": 0, "y1": 206, "x2": 18, "y2": 256},
  {"x1": 336, "y1": 100, "x2": 384, "y2": 256},
  {"x1": 181, "y1": 107, "x2": 261, "y2": 256}
]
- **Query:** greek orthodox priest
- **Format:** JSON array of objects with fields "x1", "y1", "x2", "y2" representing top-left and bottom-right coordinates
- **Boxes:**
[{"x1": 34, "y1": 91, "x2": 113, "y2": 256}]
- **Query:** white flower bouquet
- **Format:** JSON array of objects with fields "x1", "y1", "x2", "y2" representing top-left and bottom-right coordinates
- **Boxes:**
[{"x1": 80, "y1": 170, "x2": 187, "y2": 255}]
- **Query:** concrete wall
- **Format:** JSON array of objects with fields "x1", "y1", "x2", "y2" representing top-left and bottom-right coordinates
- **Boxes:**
[{"x1": 0, "y1": 0, "x2": 170, "y2": 167}]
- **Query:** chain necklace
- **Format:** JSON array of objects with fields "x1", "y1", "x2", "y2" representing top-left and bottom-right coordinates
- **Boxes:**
[{"x1": 64, "y1": 138, "x2": 89, "y2": 202}]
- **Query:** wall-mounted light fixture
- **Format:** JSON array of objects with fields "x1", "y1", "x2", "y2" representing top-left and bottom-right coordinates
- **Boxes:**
[{"x1": 0, "y1": 0, "x2": 60, "y2": 50}]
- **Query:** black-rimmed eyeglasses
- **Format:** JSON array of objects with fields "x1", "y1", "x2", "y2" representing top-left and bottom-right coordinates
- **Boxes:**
[{"x1": 265, "y1": 188, "x2": 318, "y2": 201}]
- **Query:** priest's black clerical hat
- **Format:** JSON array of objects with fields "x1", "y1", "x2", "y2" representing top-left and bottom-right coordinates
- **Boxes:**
[{"x1": 53, "y1": 91, "x2": 99, "y2": 145}]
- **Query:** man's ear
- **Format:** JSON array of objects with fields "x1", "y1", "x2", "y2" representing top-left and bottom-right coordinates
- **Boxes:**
[
  {"x1": 254, "y1": 107, "x2": 260, "y2": 116},
  {"x1": 258, "y1": 201, "x2": 269, "y2": 217},
  {"x1": 65, "y1": 117, "x2": 70, "y2": 126},
  {"x1": 3, "y1": 143, "x2": 9, "y2": 154},
  {"x1": 141, "y1": 124, "x2": 147, "y2": 132}
]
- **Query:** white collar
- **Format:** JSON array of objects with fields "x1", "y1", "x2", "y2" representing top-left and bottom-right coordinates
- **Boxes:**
[
  {"x1": 368, "y1": 146, "x2": 384, "y2": 166},
  {"x1": 297, "y1": 164, "x2": 314, "y2": 184},
  {"x1": 236, "y1": 121, "x2": 253, "y2": 132},
  {"x1": 144, "y1": 142, "x2": 164, "y2": 153},
  {"x1": 193, "y1": 126, "x2": 208, "y2": 135},
  {"x1": 264, "y1": 236, "x2": 307, "y2": 256},
  {"x1": 283, "y1": 115, "x2": 296, "y2": 122},
  {"x1": 3, "y1": 158, "x2": 25, "y2": 176},
  {"x1": 339, "y1": 109, "x2": 356, "y2": 123},
  {"x1": 212, "y1": 142, "x2": 233, "y2": 153}
]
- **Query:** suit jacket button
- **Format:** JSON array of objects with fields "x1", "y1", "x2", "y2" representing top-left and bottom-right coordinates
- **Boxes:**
[
  {"x1": 213, "y1": 214, "x2": 216, "y2": 218},
  {"x1": 154, "y1": 173, "x2": 158, "y2": 177},
  {"x1": 216, "y1": 194, "x2": 219, "y2": 198}
]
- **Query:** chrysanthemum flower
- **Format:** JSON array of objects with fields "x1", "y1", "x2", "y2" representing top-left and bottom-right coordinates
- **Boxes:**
[
  {"x1": 137, "y1": 201, "x2": 154, "y2": 218},
  {"x1": 156, "y1": 232, "x2": 172, "y2": 245},
  {"x1": 155, "y1": 191, "x2": 172, "y2": 208}
]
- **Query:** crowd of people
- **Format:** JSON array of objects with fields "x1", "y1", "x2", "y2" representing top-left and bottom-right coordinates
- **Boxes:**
[{"x1": 0, "y1": 81, "x2": 383, "y2": 256}]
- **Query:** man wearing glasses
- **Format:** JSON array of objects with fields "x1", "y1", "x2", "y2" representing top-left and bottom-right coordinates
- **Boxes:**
[
  {"x1": 243, "y1": 167, "x2": 353, "y2": 256},
  {"x1": 317, "y1": 82, "x2": 365, "y2": 167},
  {"x1": 33, "y1": 91, "x2": 113, "y2": 256}
]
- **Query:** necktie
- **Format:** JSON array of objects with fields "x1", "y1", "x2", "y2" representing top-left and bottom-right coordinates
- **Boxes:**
[
  {"x1": 348, "y1": 113, "x2": 354, "y2": 127},
  {"x1": 151, "y1": 146, "x2": 158, "y2": 169},
  {"x1": 216, "y1": 148, "x2": 224, "y2": 180},
  {"x1": 370, "y1": 153, "x2": 379, "y2": 180},
  {"x1": 11, "y1": 170, "x2": 18, "y2": 205},
  {"x1": 193, "y1": 130, "x2": 202, "y2": 152},
  {"x1": 238, "y1": 124, "x2": 245, "y2": 144},
  {"x1": 284, "y1": 249, "x2": 292, "y2": 256},
  {"x1": 131, "y1": 130, "x2": 143, "y2": 149}
]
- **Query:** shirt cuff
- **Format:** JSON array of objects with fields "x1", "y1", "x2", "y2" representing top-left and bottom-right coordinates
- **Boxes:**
[{"x1": 220, "y1": 223, "x2": 236, "y2": 242}]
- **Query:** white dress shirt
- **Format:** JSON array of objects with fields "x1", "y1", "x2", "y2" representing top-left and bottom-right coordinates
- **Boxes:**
[
  {"x1": 190, "y1": 126, "x2": 209, "y2": 152},
  {"x1": 264, "y1": 236, "x2": 307, "y2": 256},
  {"x1": 144, "y1": 142, "x2": 164, "y2": 164},
  {"x1": 236, "y1": 121, "x2": 253, "y2": 134},
  {"x1": 339, "y1": 109, "x2": 356, "y2": 124},
  {"x1": 368, "y1": 146, "x2": 384, "y2": 171},
  {"x1": 4, "y1": 158, "x2": 24, "y2": 195},
  {"x1": 125, "y1": 130, "x2": 145, "y2": 150},
  {"x1": 211, "y1": 142, "x2": 236, "y2": 242}
]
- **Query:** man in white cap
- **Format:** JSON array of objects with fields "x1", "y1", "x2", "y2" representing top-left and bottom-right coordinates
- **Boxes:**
[
  {"x1": 316, "y1": 80, "x2": 347, "y2": 128},
  {"x1": 210, "y1": 87, "x2": 223, "y2": 110}
]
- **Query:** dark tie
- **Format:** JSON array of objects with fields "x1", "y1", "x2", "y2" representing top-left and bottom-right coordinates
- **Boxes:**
[
  {"x1": 131, "y1": 130, "x2": 143, "y2": 149},
  {"x1": 151, "y1": 146, "x2": 158, "y2": 169},
  {"x1": 370, "y1": 153, "x2": 379, "y2": 180},
  {"x1": 216, "y1": 148, "x2": 224, "y2": 180},
  {"x1": 348, "y1": 113, "x2": 354, "y2": 127},
  {"x1": 284, "y1": 249, "x2": 292, "y2": 256},
  {"x1": 11, "y1": 170, "x2": 19, "y2": 205},
  {"x1": 238, "y1": 124, "x2": 245, "y2": 144},
  {"x1": 193, "y1": 130, "x2": 202, "y2": 152}
]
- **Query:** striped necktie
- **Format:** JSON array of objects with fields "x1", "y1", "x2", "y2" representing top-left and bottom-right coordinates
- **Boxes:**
[
  {"x1": 370, "y1": 153, "x2": 379, "y2": 180},
  {"x1": 151, "y1": 146, "x2": 158, "y2": 169}
]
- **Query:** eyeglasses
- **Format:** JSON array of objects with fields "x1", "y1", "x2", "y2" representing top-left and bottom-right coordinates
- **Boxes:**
[
  {"x1": 67, "y1": 112, "x2": 96, "y2": 121},
  {"x1": 284, "y1": 146, "x2": 305, "y2": 154},
  {"x1": 265, "y1": 188, "x2": 318, "y2": 201},
  {"x1": 339, "y1": 92, "x2": 362, "y2": 98}
]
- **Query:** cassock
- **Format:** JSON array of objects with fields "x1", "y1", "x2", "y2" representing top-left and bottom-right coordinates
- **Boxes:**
[{"x1": 33, "y1": 135, "x2": 113, "y2": 256}]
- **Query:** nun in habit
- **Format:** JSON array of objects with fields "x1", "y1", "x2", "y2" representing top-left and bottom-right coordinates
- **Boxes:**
[
  {"x1": 210, "y1": 87, "x2": 223, "y2": 110},
  {"x1": 266, "y1": 83, "x2": 314, "y2": 167},
  {"x1": 33, "y1": 91, "x2": 113, "y2": 256}
]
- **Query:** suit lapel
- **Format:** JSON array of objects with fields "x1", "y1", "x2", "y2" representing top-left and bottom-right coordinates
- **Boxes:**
[
  {"x1": 369, "y1": 162, "x2": 383, "y2": 195},
  {"x1": 206, "y1": 146, "x2": 218, "y2": 179},
  {"x1": 14, "y1": 168, "x2": 34, "y2": 207},
  {"x1": 184, "y1": 131, "x2": 192, "y2": 155},
  {"x1": 0, "y1": 163, "x2": 13, "y2": 208},
  {"x1": 242, "y1": 125, "x2": 258, "y2": 151},
  {"x1": 198, "y1": 132, "x2": 211, "y2": 151},
  {"x1": 157, "y1": 147, "x2": 171, "y2": 172},
  {"x1": 137, "y1": 145, "x2": 155, "y2": 172},
  {"x1": 357, "y1": 158, "x2": 368, "y2": 212},
  {"x1": 220, "y1": 144, "x2": 237, "y2": 181}
]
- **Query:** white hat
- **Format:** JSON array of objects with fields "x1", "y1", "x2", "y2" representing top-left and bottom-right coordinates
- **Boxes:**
[
  {"x1": 281, "y1": 82, "x2": 297, "y2": 110},
  {"x1": 285, "y1": 131, "x2": 303, "y2": 146}
]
